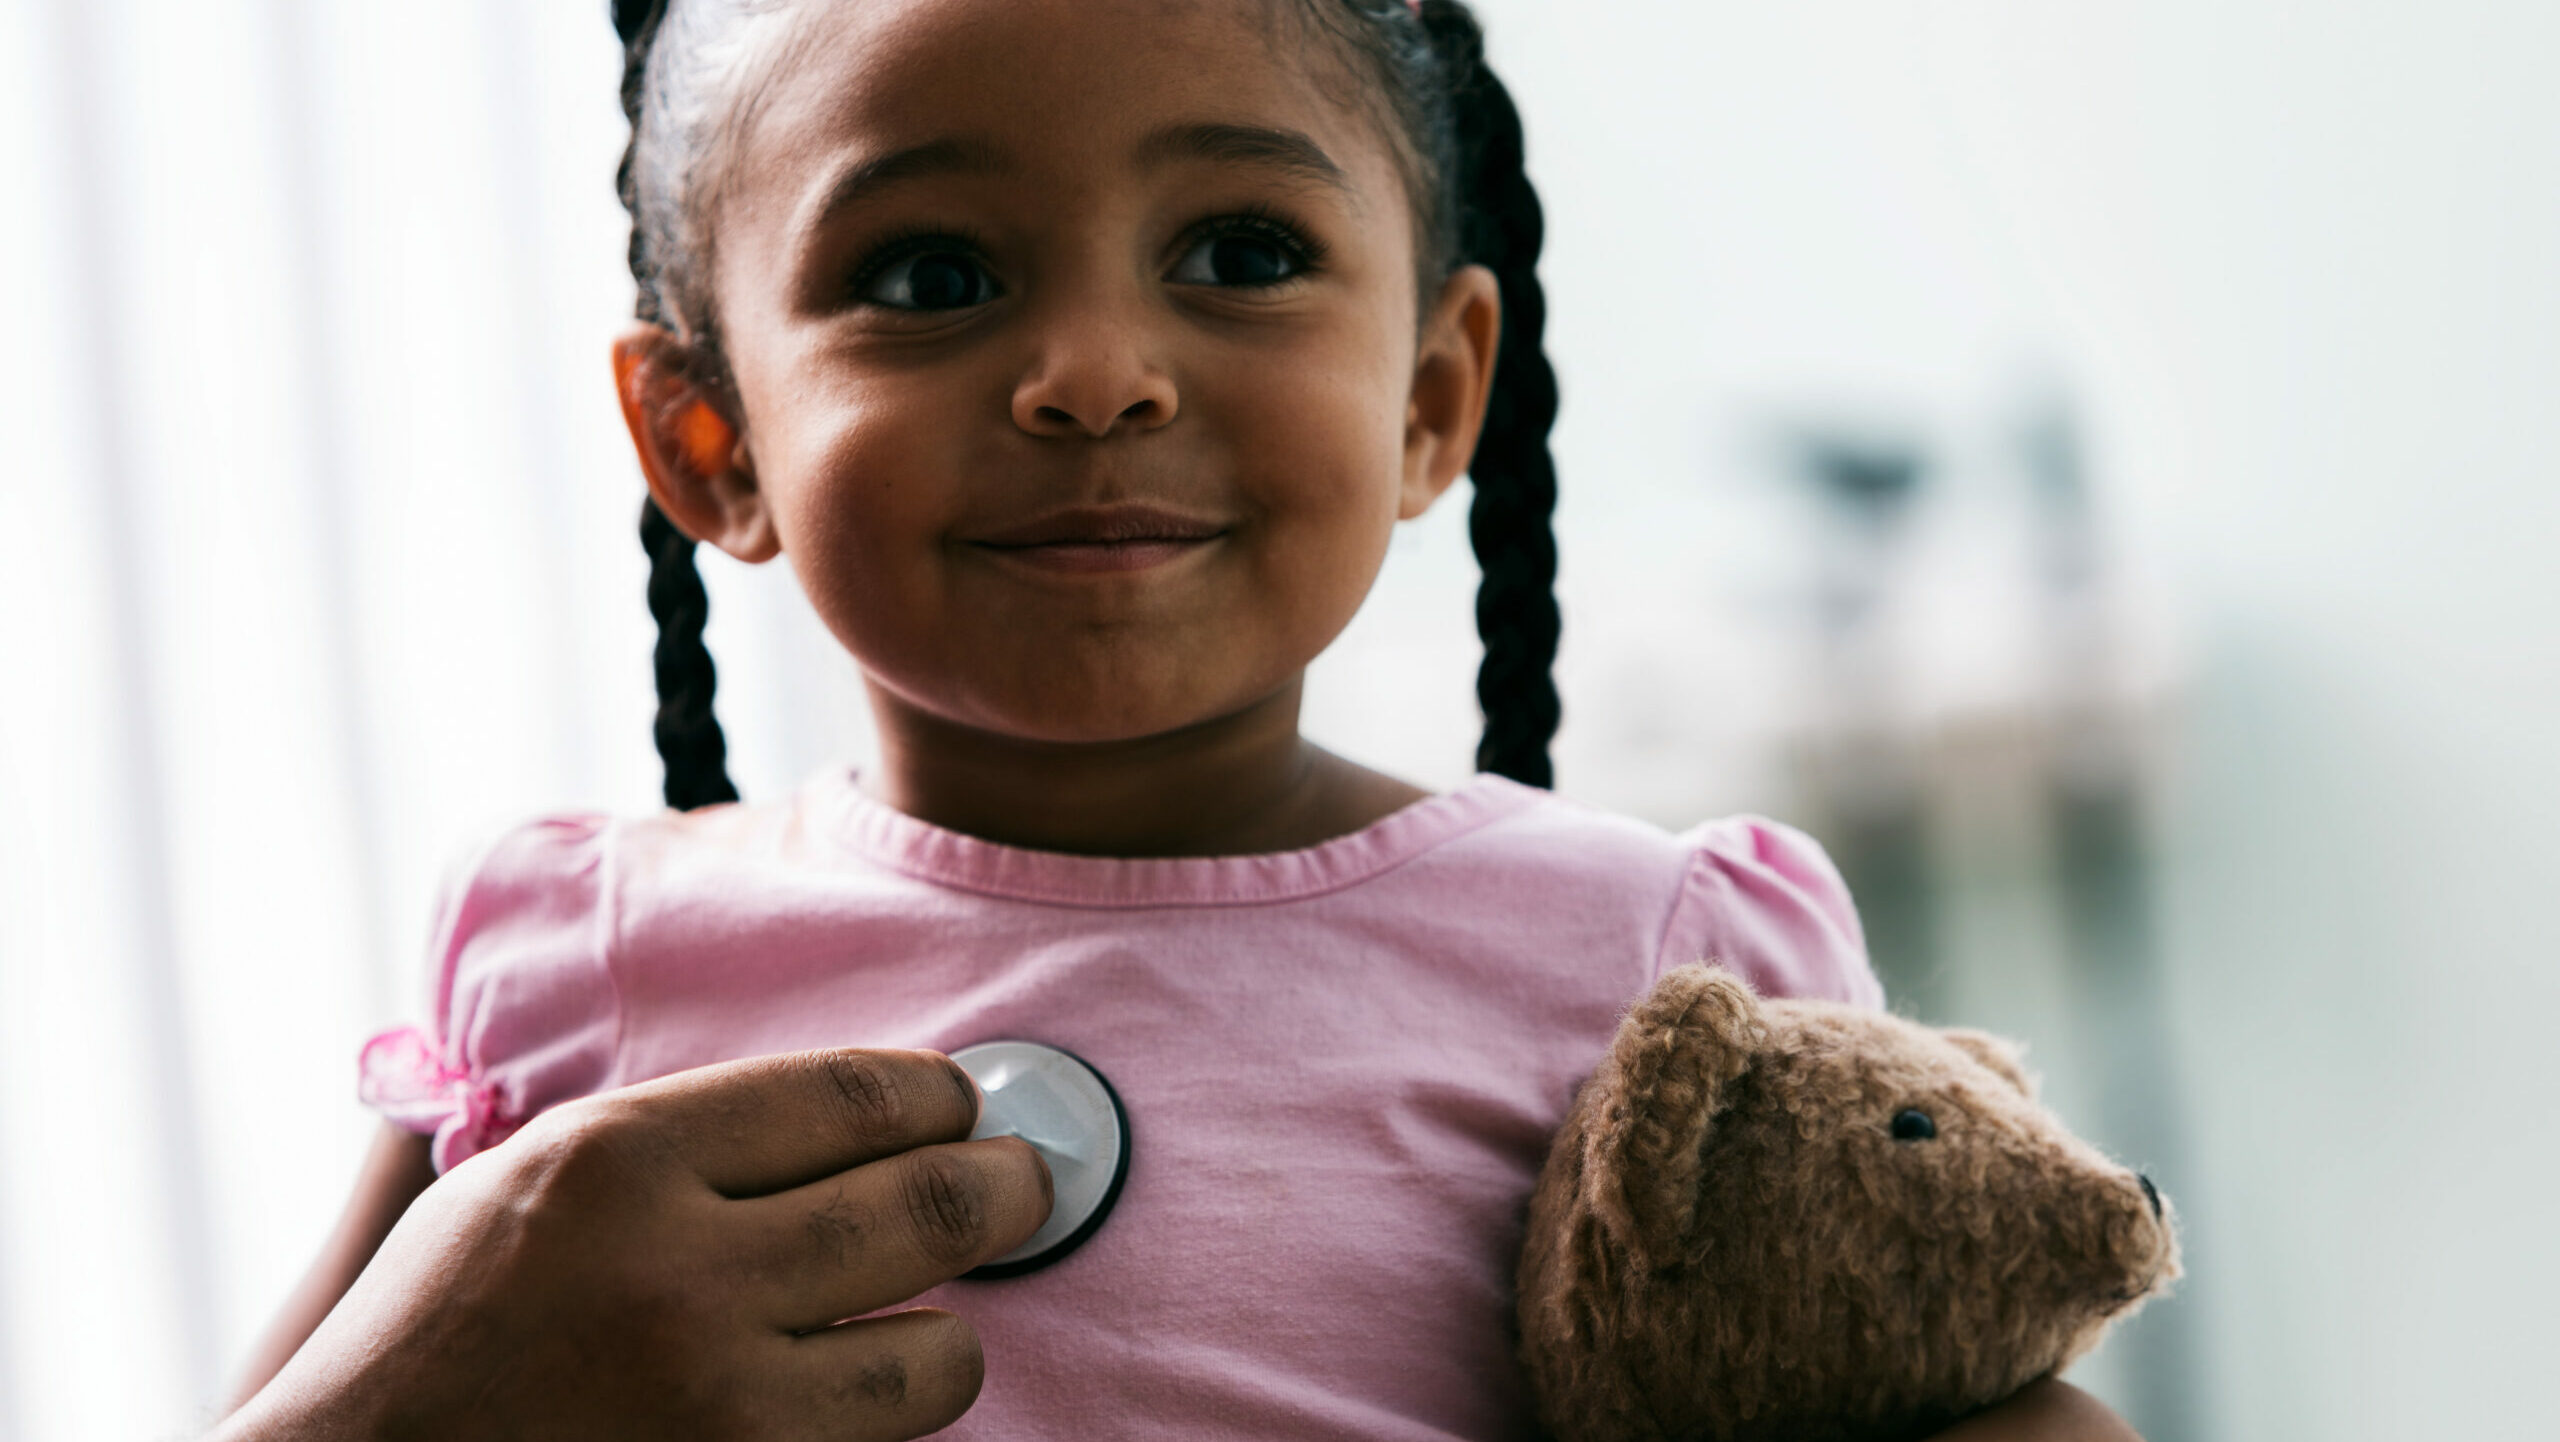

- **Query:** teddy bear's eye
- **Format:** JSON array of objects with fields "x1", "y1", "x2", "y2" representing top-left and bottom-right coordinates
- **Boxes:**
[{"x1": 1890, "y1": 1108, "x2": 1938, "y2": 1142}]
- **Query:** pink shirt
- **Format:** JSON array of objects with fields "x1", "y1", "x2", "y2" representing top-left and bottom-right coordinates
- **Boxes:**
[{"x1": 363, "y1": 772, "x2": 1880, "y2": 1441}]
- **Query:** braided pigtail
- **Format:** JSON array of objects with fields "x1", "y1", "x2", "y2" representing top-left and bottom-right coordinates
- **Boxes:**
[
  {"x1": 1418, "y1": 2, "x2": 1563, "y2": 787},
  {"x1": 640, "y1": 500, "x2": 740, "y2": 810},
  {"x1": 617, "y1": 0, "x2": 740, "y2": 810}
]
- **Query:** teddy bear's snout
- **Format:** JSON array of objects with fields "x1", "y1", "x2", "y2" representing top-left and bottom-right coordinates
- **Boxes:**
[{"x1": 2099, "y1": 1169, "x2": 2182, "y2": 1311}]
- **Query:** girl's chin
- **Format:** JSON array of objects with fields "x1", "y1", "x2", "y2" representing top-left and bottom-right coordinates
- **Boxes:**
[
  {"x1": 886, "y1": 674, "x2": 1301, "y2": 750},
  {"x1": 965, "y1": 700, "x2": 1279, "y2": 748}
]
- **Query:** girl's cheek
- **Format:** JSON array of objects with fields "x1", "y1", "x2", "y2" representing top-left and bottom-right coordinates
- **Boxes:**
[
  {"x1": 1216, "y1": 342, "x2": 1404, "y2": 482},
  {"x1": 774, "y1": 387, "x2": 955, "y2": 521}
]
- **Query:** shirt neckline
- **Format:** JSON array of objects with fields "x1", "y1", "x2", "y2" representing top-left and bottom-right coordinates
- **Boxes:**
[{"x1": 818, "y1": 770, "x2": 1540, "y2": 909}]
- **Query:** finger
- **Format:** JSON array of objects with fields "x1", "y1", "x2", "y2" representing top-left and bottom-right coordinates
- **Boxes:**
[
  {"x1": 734, "y1": 1136, "x2": 1053, "y2": 1331},
  {"x1": 768, "y1": 1308, "x2": 986, "y2": 1442},
  {"x1": 604, "y1": 1048, "x2": 983, "y2": 1198}
]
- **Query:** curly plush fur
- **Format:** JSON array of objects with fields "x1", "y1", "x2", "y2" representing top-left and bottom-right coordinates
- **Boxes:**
[{"x1": 1518, "y1": 966, "x2": 2179, "y2": 1442}]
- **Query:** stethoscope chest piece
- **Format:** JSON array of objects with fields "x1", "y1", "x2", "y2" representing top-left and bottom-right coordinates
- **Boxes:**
[{"x1": 949, "y1": 1041, "x2": 1130, "y2": 1279}]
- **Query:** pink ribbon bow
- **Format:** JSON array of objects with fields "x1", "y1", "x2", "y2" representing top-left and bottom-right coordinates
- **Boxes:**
[{"x1": 358, "y1": 1025, "x2": 521, "y2": 1164}]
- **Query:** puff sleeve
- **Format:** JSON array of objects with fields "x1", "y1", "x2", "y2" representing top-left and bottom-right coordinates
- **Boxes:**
[
  {"x1": 1652, "y1": 815, "x2": 1885, "y2": 1008},
  {"x1": 358, "y1": 815, "x2": 623, "y2": 1173}
]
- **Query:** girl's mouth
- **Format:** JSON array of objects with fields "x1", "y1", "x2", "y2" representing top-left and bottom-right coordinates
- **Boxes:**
[{"x1": 967, "y1": 505, "x2": 1229, "y2": 575}]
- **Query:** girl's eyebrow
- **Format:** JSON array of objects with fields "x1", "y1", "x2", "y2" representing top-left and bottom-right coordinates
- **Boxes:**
[
  {"x1": 806, "y1": 137, "x2": 1008, "y2": 232},
  {"x1": 1134, "y1": 123, "x2": 1349, "y2": 194}
]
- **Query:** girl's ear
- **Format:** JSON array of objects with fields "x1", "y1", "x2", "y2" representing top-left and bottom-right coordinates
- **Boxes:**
[
  {"x1": 1399, "y1": 264, "x2": 1503, "y2": 520},
  {"x1": 612, "y1": 326, "x2": 778, "y2": 563}
]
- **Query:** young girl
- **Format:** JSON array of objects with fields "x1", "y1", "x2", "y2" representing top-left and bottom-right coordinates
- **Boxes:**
[{"x1": 238, "y1": 1, "x2": 2121, "y2": 1436}]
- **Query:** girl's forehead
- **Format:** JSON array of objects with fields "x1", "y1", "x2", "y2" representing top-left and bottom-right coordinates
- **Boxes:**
[{"x1": 727, "y1": 0, "x2": 1401, "y2": 220}]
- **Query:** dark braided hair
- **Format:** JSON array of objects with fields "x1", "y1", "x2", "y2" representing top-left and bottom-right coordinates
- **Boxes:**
[
  {"x1": 1291, "y1": 1, "x2": 1564, "y2": 785},
  {"x1": 610, "y1": 0, "x2": 1562, "y2": 798},
  {"x1": 616, "y1": 0, "x2": 739, "y2": 811},
  {"x1": 1418, "y1": 3, "x2": 1563, "y2": 787}
]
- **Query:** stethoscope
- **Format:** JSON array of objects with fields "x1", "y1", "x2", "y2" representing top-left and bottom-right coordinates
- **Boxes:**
[{"x1": 947, "y1": 1041, "x2": 1131, "y2": 1279}]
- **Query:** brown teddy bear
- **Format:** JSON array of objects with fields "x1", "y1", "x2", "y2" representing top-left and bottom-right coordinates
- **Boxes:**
[{"x1": 1518, "y1": 965, "x2": 2179, "y2": 1442}]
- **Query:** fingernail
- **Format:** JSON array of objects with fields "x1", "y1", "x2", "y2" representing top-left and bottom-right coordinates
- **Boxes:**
[{"x1": 937, "y1": 1052, "x2": 984, "y2": 1124}]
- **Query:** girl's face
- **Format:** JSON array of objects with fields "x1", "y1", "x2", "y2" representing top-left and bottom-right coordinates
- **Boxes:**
[{"x1": 637, "y1": 0, "x2": 1497, "y2": 745}]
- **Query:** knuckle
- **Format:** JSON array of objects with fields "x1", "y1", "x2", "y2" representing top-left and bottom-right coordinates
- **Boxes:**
[
  {"x1": 852, "y1": 1313, "x2": 982, "y2": 1424},
  {"x1": 844, "y1": 1352, "x2": 909, "y2": 1409},
  {"x1": 900, "y1": 1154, "x2": 991, "y2": 1264},
  {"x1": 801, "y1": 1185, "x2": 877, "y2": 1269},
  {"x1": 815, "y1": 1052, "x2": 906, "y2": 1145},
  {"x1": 503, "y1": 1101, "x2": 646, "y2": 1200}
]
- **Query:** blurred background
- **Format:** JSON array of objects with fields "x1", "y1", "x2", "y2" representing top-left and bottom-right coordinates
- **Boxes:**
[{"x1": 2, "y1": 0, "x2": 2554, "y2": 1437}]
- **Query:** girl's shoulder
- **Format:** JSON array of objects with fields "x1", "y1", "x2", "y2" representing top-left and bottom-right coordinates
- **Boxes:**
[
  {"x1": 1456, "y1": 780, "x2": 1884, "y2": 1009},
  {"x1": 360, "y1": 780, "x2": 843, "y2": 1167},
  {"x1": 362, "y1": 809, "x2": 623, "y2": 1172}
]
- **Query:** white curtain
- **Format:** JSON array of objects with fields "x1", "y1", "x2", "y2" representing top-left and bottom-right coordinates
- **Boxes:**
[{"x1": 2, "y1": 4, "x2": 657, "y2": 1435}]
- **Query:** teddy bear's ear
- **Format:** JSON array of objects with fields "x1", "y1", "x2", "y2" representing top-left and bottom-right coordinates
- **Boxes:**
[
  {"x1": 1941, "y1": 1028, "x2": 2037, "y2": 1098},
  {"x1": 1579, "y1": 964, "x2": 1766, "y2": 1262}
]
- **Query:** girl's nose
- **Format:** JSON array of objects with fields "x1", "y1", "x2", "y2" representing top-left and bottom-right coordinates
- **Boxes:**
[{"x1": 1009, "y1": 307, "x2": 1180, "y2": 440}]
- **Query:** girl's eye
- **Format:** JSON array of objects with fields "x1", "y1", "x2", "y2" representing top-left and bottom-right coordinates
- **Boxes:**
[
  {"x1": 860, "y1": 249, "x2": 998, "y2": 311},
  {"x1": 1168, "y1": 228, "x2": 1309, "y2": 288}
]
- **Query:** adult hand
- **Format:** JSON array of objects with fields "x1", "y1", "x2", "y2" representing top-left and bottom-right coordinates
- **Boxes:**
[{"x1": 216, "y1": 1049, "x2": 1053, "y2": 1442}]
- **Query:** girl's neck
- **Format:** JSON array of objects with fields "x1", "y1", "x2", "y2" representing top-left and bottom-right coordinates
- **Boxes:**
[{"x1": 860, "y1": 678, "x2": 1429, "y2": 858}]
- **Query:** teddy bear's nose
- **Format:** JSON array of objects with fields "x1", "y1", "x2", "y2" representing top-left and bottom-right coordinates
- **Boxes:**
[{"x1": 2137, "y1": 1173, "x2": 2161, "y2": 1219}]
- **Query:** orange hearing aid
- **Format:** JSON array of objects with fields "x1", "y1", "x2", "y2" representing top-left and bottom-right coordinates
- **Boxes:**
[{"x1": 673, "y1": 398, "x2": 735, "y2": 479}]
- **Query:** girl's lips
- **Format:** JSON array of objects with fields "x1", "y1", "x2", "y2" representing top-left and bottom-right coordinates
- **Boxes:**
[
  {"x1": 969, "y1": 504, "x2": 1228, "y2": 547},
  {"x1": 978, "y1": 538, "x2": 1220, "y2": 574},
  {"x1": 967, "y1": 505, "x2": 1229, "y2": 575}
]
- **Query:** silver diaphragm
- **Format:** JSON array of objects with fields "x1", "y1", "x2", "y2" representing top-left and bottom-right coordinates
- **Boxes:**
[{"x1": 949, "y1": 1041, "x2": 1130, "y2": 1278}]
